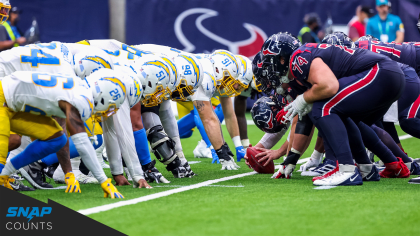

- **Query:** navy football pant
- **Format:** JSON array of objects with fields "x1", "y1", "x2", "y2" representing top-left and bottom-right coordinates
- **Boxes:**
[{"x1": 310, "y1": 62, "x2": 405, "y2": 165}]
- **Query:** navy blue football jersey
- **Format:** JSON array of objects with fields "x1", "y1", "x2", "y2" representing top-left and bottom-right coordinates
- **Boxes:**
[
  {"x1": 355, "y1": 40, "x2": 417, "y2": 70},
  {"x1": 289, "y1": 43, "x2": 390, "y2": 87}
]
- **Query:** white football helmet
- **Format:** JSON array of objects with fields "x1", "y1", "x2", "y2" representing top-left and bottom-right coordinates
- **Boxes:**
[
  {"x1": 85, "y1": 68, "x2": 126, "y2": 119},
  {"x1": 156, "y1": 53, "x2": 179, "y2": 95},
  {"x1": 210, "y1": 50, "x2": 241, "y2": 97},
  {"x1": 133, "y1": 55, "x2": 171, "y2": 107},
  {"x1": 113, "y1": 65, "x2": 143, "y2": 108},
  {"x1": 73, "y1": 49, "x2": 114, "y2": 79},
  {"x1": 0, "y1": 0, "x2": 10, "y2": 24},
  {"x1": 235, "y1": 55, "x2": 253, "y2": 92},
  {"x1": 172, "y1": 53, "x2": 203, "y2": 101}
]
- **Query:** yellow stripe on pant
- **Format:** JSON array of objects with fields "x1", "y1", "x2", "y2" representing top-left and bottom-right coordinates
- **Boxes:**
[{"x1": 0, "y1": 81, "x2": 63, "y2": 165}]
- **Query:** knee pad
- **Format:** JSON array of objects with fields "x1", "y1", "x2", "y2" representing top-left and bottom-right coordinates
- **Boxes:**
[
  {"x1": 146, "y1": 125, "x2": 180, "y2": 171},
  {"x1": 295, "y1": 115, "x2": 313, "y2": 136}
]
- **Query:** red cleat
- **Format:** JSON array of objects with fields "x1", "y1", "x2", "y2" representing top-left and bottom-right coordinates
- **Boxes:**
[
  {"x1": 312, "y1": 160, "x2": 339, "y2": 182},
  {"x1": 379, "y1": 157, "x2": 410, "y2": 178}
]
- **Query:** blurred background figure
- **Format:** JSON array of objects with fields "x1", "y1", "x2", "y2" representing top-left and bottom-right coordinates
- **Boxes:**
[
  {"x1": 348, "y1": 5, "x2": 374, "y2": 41},
  {"x1": 298, "y1": 13, "x2": 323, "y2": 44},
  {"x1": 24, "y1": 17, "x2": 39, "y2": 44},
  {"x1": 366, "y1": 0, "x2": 404, "y2": 43},
  {"x1": 0, "y1": 6, "x2": 26, "y2": 51}
]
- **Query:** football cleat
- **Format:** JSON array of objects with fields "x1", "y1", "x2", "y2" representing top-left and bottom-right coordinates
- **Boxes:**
[
  {"x1": 413, "y1": 158, "x2": 420, "y2": 164},
  {"x1": 76, "y1": 173, "x2": 99, "y2": 184},
  {"x1": 379, "y1": 157, "x2": 410, "y2": 178},
  {"x1": 102, "y1": 147, "x2": 109, "y2": 162},
  {"x1": 142, "y1": 160, "x2": 170, "y2": 184},
  {"x1": 0, "y1": 175, "x2": 13, "y2": 190},
  {"x1": 183, "y1": 162, "x2": 196, "y2": 177},
  {"x1": 313, "y1": 164, "x2": 363, "y2": 186},
  {"x1": 193, "y1": 140, "x2": 211, "y2": 158},
  {"x1": 408, "y1": 176, "x2": 420, "y2": 184},
  {"x1": 9, "y1": 173, "x2": 24, "y2": 181},
  {"x1": 299, "y1": 157, "x2": 323, "y2": 172},
  {"x1": 302, "y1": 159, "x2": 336, "y2": 177},
  {"x1": 44, "y1": 163, "x2": 58, "y2": 179},
  {"x1": 272, "y1": 164, "x2": 295, "y2": 179},
  {"x1": 374, "y1": 160, "x2": 385, "y2": 171},
  {"x1": 406, "y1": 161, "x2": 420, "y2": 175},
  {"x1": 312, "y1": 160, "x2": 339, "y2": 182},
  {"x1": 9, "y1": 177, "x2": 35, "y2": 191},
  {"x1": 20, "y1": 163, "x2": 53, "y2": 189},
  {"x1": 357, "y1": 164, "x2": 380, "y2": 181},
  {"x1": 366, "y1": 149, "x2": 375, "y2": 163}
]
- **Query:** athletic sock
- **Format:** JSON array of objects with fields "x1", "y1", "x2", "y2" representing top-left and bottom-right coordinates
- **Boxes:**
[
  {"x1": 371, "y1": 125, "x2": 411, "y2": 162},
  {"x1": 133, "y1": 129, "x2": 152, "y2": 166}
]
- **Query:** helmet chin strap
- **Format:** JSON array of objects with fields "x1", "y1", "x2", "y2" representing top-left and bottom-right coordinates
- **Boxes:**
[{"x1": 280, "y1": 71, "x2": 290, "y2": 84}]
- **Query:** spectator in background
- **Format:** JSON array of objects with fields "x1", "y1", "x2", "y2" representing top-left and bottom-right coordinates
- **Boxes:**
[
  {"x1": 298, "y1": 13, "x2": 323, "y2": 44},
  {"x1": 348, "y1": 5, "x2": 374, "y2": 41},
  {"x1": 366, "y1": 0, "x2": 404, "y2": 43},
  {"x1": 0, "y1": 6, "x2": 25, "y2": 51}
]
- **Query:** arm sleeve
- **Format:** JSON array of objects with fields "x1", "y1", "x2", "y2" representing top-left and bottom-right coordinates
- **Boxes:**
[
  {"x1": 258, "y1": 123, "x2": 290, "y2": 149},
  {"x1": 102, "y1": 116, "x2": 124, "y2": 176},
  {"x1": 71, "y1": 132, "x2": 108, "y2": 183}
]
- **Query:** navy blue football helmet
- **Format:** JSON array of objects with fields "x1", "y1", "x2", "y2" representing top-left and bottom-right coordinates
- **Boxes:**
[
  {"x1": 260, "y1": 32, "x2": 301, "y2": 85},
  {"x1": 356, "y1": 35, "x2": 379, "y2": 42},
  {"x1": 251, "y1": 96, "x2": 287, "y2": 133},
  {"x1": 252, "y1": 51, "x2": 272, "y2": 95},
  {"x1": 321, "y1": 32, "x2": 355, "y2": 48}
]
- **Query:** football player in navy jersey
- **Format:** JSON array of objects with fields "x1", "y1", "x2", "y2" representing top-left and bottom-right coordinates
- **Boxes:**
[{"x1": 261, "y1": 32, "x2": 409, "y2": 186}]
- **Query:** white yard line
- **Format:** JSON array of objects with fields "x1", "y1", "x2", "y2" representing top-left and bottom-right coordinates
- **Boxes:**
[
  {"x1": 78, "y1": 171, "x2": 257, "y2": 216},
  {"x1": 153, "y1": 184, "x2": 245, "y2": 188},
  {"x1": 399, "y1": 134, "x2": 413, "y2": 140}
]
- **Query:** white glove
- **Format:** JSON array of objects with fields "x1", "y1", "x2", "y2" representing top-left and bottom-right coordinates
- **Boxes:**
[
  {"x1": 272, "y1": 164, "x2": 296, "y2": 179},
  {"x1": 298, "y1": 158, "x2": 321, "y2": 172},
  {"x1": 220, "y1": 156, "x2": 240, "y2": 170},
  {"x1": 284, "y1": 95, "x2": 312, "y2": 121},
  {"x1": 89, "y1": 135, "x2": 98, "y2": 146}
]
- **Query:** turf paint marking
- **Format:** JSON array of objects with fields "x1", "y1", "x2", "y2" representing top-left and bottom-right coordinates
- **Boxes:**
[
  {"x1": 188, "y1": 161, "x2": 202, "y2": 164},
  {"x1": 399, "y1": 134, "x2": 412, "y2": 140},
  {"x1": 313, "y1": 186, "x2": 337, "y2": 190},
  {"x1": 78, "y1": 171, "x2": 257, "y2": 216},
  {"x1": 154, "y1": 184, "x2": 245, "y2": 188}
]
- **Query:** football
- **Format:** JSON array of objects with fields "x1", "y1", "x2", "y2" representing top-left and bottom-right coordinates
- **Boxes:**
[{"x1": 246, "y1": 147, "x2": 275, "y2": 174}]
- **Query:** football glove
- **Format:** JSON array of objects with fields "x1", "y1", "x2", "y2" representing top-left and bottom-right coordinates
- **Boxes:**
[
  {"x1": 276, "y1": 108, "x2": 290, "y2": 124},
  {"x1": 65, "y1": 172, "x2": 81, "y2": 193},
  {"x1": 211, "y1": 148, "x2": 220, "y2": 164},
  {"x1": 272, "y1": 164, "x2": 296, "y2": 179},
  {"x1": 217, "y1": 143, "x2": 240, "y2": 170},
  {"x1": 101, "y1": 178, "x2": 124, "y2": 199},
  {"x1": 298, "y1": 157, "x2": 322, "y2": 172},
  {"x1": 284, "y1": 95, "x2": 312, "y2": 121},
  {"x1": 236, "y1": 146, "x2": 246, "y2": 162}
]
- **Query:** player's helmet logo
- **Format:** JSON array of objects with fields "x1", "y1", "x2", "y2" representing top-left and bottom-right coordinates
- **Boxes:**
[{"x1": 251, "y1": 96, "x2": 287, "y2": 133}]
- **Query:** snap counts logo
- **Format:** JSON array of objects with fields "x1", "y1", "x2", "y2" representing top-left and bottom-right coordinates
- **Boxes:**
[{"x1": 5, "y1": 207, "x2": 53, "y2": 231}]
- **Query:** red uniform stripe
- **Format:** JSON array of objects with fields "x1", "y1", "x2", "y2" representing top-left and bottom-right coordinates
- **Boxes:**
[
  {"x1": 408, "y1": 95, "x2": 420, "y2": 119},
  {"x1": 322, "y1": 63, "x2": 379, "y2": 117}
]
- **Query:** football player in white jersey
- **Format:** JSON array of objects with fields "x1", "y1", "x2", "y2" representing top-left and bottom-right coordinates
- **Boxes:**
[
  {"x1": 0, "y1": 42, "x2": 108, "y2": 189},
  {"x1": 0, "y1": 70, "x2": 125, "y2": 198}
]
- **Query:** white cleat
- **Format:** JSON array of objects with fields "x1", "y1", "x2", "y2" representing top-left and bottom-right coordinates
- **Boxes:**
[
  {"x1": 100, "y1": 160, "x2": 110, "y2": 169},
  {"x1": 313, "y1": 164, "x2": 363, "y2": 186},
  {"x1": 193, "y1": 140, "x2": 211, "y2": 158},
  {"x1": 76, "y1": 173, "x2": 98, "y2": 184}
]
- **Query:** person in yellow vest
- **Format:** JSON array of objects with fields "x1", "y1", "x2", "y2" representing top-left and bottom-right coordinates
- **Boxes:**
[
  {"x1": 297, "y1": 13, "x2": 323, "y2": 44},
  {"x1": 0, "y1": 6, "x2": 26, "y2": 51}
]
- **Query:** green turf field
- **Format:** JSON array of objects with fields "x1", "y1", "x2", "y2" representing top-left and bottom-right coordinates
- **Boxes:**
[{"x1": 20, "y1": 114, "x2": 419, "y2": 236}]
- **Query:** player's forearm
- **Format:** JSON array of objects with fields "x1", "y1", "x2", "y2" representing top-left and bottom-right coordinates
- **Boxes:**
[
  {"x1": 54, "y1": 117, "x2": 72, "y2": 174},
  {"x1": 220, "y1": 97, "x2": 240, "y2": 138},
  {"x1": 194, "y1": 100, "x2": 224, "y2": 149}
]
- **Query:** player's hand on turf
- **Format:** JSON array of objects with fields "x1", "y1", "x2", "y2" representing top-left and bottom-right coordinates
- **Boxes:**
[
  {"x1": 65, "y1": 172, "x2": 81, "y2": 193},
  {"x1": 211, "y1": 148, "x2": 220, "y2": 164},
  {"x1": 138, "y1": 179, "x2": 152, "y2": 189},
  {"x1": 236, "y1": 146, "x2": 246, "y2": 162},
  {"x1": 113, "y1": 174, "x2": 130, "y2": 186},
  {"x1": 298, "y1": 157, "x2": 321, "y2": 172},
  {"x1": 220, "y1": 157, "x2": 240, "y2": 170},
  {"x1": 255, "y1": 147, "x2": 282, "y2": 166},
  {"x1": 101, "y1": 178, "x2": 124, "y2": 199},
  {"x1": 271, "y1": 164, "x2": 296, "y2": 179},
  {"x1": 284, "y1": 95, "x2": 312, "y2": 121}
]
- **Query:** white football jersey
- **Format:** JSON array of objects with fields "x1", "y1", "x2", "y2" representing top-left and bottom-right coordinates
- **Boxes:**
[
  {"x1": 85, "y1": 39, "x2": 152, "y2": 58},
  {"x1": 0, "y1": 42, "x2": 74, "y2": 77},
  {"x1": 134, "y1": 44, "x2": 182, "y2": 58},
  {"x1": 192, "y1": 55, "x2": 217, "y2": 101},
  {"x1": 2, "y1": 71, "x2": 94, "y2": 121}
]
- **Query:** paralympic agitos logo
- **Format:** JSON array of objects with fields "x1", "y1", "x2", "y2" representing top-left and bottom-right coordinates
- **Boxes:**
[{"x1": 5, "y1": 207, "x2": 53, "y2": 231}]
